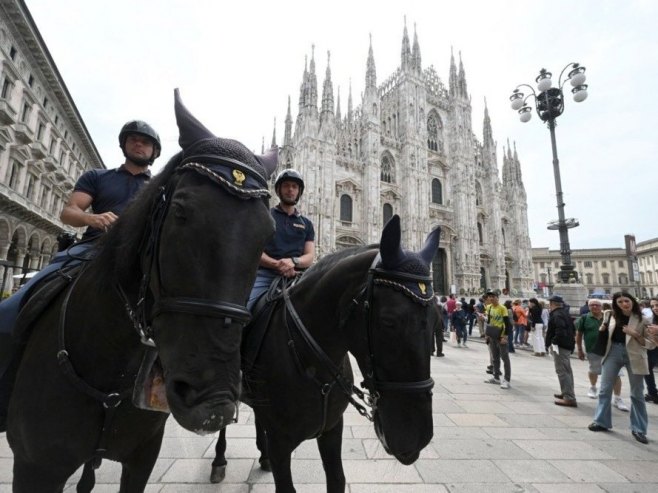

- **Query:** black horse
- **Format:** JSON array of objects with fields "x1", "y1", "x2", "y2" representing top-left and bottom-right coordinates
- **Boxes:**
[
  {"x1": 214, "y1": 215, "x2": 439, "y2": 492},
  {"x1": 6, "y1": 90, "x2": 278, "y2": 492}
]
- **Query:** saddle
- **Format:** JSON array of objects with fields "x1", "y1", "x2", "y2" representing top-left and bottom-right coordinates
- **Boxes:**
[{"x1": 13, "y1": 263, "x2": 84, "y2": 346}]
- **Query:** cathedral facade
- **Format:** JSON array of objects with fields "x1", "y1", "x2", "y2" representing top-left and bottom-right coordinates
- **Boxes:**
[{"x1": 276, "y1": 24, "x2": 534, "y2": 297}]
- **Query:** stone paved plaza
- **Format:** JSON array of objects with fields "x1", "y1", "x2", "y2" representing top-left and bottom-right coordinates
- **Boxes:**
[{"x1": 1, "y1": 331, "x2": 657, "y2": 492}]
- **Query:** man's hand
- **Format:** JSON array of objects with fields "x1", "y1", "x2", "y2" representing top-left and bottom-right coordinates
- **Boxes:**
[
  {"x1": 577, "y1": 347, "x2": 585, "y2": 360},
  {"x1": 274, "y1": 258, "x2": 296, "y2": 278},
  {"x1": 86, "y1": 211, "x2": 118, "y2": 231}
]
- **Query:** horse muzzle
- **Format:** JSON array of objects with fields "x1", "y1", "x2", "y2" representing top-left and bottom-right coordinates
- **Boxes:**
[
  {"x1": 166, "y1": 382, "x2": 237, "y2": 435},
  {"x1": 373, "y1": 409, "x2": 427, "y2": 466}
]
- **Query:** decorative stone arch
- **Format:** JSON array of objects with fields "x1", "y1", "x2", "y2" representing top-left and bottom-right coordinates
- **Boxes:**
[
  {"x1": 40, "y1": 237, "x2": 53, "y2": 268},
  {"x1": 382, "y1": 203, "x2": 393, "y2": 225},
  {"x1": 380, "y1": 151, "x2": 395, "y2": 183},
  {"x1": 339, "y1": 194, "x2": 353, "y2": 222},
  {"x1": 0, "y1": 218, "x2": 11, "y2": 259},
  {"x1": 475, "y1": 181, "x2": 483, "y2": 206},
  {"x1": 335, "y1": 235, "x2": 364, "y2": 251}
]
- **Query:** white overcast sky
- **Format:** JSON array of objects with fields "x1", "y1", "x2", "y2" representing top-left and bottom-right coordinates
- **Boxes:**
[{"x1": 25, "y1": 0, "x2": 658, "y2": 250}]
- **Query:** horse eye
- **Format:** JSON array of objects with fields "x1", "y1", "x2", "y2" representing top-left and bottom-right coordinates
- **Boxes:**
[{"x1": 171, "y1": 202, "x2": 186, "y2": 220}]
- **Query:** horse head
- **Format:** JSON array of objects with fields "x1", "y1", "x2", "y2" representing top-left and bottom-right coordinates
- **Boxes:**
[
  {"x1": 359, "y1": 215, "x2": 440, "y2": 464},
  {"x1": 146, "y1": 90, "x2": 276, "y2": 434}
]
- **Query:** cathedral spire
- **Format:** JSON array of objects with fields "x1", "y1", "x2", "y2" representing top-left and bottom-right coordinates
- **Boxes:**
[
  {"x1": 449, "y1": 46, "x2": 458, "y2": 97},
  {"x1": 298, "y1": 55, "x2": 308, "y2": 112},
  {"x1": 401, "y1": 16, "x2": 412, "y2": 72},
  {"x1": 411, "y1": 22, "x2": 421, "y2": 74},
  {"x1": 347, "y1": 79, "x2": 353, "y2": 125},
  {"x1": 271, "y1": 117, "x2": 277, "y2": 148},
  {"x1": 366, "y1": 33, "x2": 377, "y2": 89},
  {"x1": 458, "y1": 51, "x2": 468, "y2": 98},
  {"x1": 513, "y1": 141, "x2": 524, "y2": 185},
  {"x1": 261, "y1": 136, "x2": 265, "y2": 154},
  {"x1": 321, "y1": 50, "x2": 334, "y2": 116},
  {"x1": 284, "y1": 96, "x2": 292, "y2": 146},
  {"x1": 309, "y1": 44, "x2": 318, "y2": 110},
  {"x1": 335, "y1": 86, "x2": 342, "y2": 122},
  {"x1": 483, "y1": 97, "x2": 493, "y2": 146}
]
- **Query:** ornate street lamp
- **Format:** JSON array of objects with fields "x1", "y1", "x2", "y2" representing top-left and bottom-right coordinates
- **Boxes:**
[{"x1": 510, "y1": 63, "x2": 588, "y2": 284}]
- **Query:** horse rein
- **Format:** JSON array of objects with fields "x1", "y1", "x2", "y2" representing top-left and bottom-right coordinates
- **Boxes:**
[
  {"x1": 282, "y1": 252, "x2": 435, "y2": 428},
  {"x1": 119, "y1": 160, "x2": 270, "y2": 346}
]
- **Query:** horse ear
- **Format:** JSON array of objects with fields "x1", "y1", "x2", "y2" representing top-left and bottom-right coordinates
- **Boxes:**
[
  {"x1": 419, "y1": 226, "x2": 441, "y2": 266},
  {"x1": 174, "y1": 88, "x2": 217, "y2": 150},
  {"x1": 256, "y1": 146, "x2": 279, "y2": 179},
  {"x1": 379, "y1": 215, "x2": 404, "y2": 269}
]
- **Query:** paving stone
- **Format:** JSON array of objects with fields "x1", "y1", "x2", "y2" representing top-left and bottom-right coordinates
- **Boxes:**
[
  {"x1": 600, "y1": 460, "x2": 658, "y2": 482},
  {"x1": 532, "y1": 483, "x2": 605, "y2": 493},
  {"x1": 429, "y1": 438, "x2": 532, "y2": 459},
  {"x1": 446, "y1": 413, "x2": 510, "y2": 427},
  {"x1": 415, "y1": 458, "x2": 510, "y2": 483},
  {"x1": 494, "y1": 459, "x2": 571, "y2": 482},
  {"x1": 547, "y1": 460, "x2": 628, "y2": 483},
  {"x1": 513, "y1": 439, "x2": 613, "y2": 460}
]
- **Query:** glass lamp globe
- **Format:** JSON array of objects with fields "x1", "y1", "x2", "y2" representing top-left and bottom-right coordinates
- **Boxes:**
[
  {"x1": 537, "y1": 76, "x2": 552, "y2": 92},
  {"x1": 519, "y1": 107, "x2": 532, "y2": 122},
  {"x1": 510, "y1": 95, "x2": 525, "y2": 110},
  {"x1": 569, "y1": 67, "x2": 587, "y2": 86},
  {"x1": 572, "y1": 86, "x2": 588, "y2": 102}
]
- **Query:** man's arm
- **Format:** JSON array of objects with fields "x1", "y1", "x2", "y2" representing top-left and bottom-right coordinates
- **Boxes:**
[
  {"x1": 60, "y1": 191, "x2": 118, "y2": 230},
  {"x1": 297, "y1": 240, "x2": 315, "y2": 269}
]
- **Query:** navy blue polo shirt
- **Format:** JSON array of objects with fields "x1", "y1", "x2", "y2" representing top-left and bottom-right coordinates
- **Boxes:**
[
  {"x1": 74, "y1": 166, "x2": 151, "y2": 239},
  {"x1": 263, "y1": 205, "x2": 314, "y2": 263}
]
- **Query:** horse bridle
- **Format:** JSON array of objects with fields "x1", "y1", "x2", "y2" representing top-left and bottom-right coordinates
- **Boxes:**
[
  {"x1": 118, "y1": 160, "x2": 271, "y2": 346},
  {"x1": 283, "y1": 253, "x2": 435, "y2": 424}
]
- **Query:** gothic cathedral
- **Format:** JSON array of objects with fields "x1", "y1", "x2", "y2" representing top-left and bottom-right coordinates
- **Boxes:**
[{"x1": 274, "y1": 23, "x2": 534, "y2": 297}]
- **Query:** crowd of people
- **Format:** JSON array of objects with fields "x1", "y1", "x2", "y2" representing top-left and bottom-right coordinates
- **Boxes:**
[{"x1": 434, "y1": 290, "x2": 658, "y2": 445}]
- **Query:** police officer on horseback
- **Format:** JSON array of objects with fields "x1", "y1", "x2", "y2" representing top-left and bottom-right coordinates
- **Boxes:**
[
  {"x1": 247, "y1": 169, "x2": 315, "y2": 310},
  {"x1": 60, "y1": 120, "x2": 160, "y2": 239},
  {"x1": 0, "y1": 120, "x2": 161, "y2": 432}
]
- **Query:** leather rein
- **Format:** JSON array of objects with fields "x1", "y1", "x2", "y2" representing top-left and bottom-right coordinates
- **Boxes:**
[{"x1": 282, "y1": 253, "x2": 435, "y2": 435}]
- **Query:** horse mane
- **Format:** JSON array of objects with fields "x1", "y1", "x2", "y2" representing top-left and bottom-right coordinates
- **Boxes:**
[
  {"x1": 91, "y1": 152, "x2": 185, "y2": 289},
  {"x1": 300, "y1": 244, "x2": 377, "y2": 284}
]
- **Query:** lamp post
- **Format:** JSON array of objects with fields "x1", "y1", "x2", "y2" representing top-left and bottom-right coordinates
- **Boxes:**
[{"x1": 510, "y1": 63, "x2": 588, "y2": 284}]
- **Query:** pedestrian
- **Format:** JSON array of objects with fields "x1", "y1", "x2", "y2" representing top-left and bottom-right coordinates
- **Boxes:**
[
  {"x1": 546, "y1": 295, "x2": 577, "y2": 407},
  {"x1": 588, "y1": 291, "x2": 654, "y2": 444},
  {"x1": 439, "y1": 296, "x2": 449, "y2": 336},
  {"x1": 528, "y1": 298, "x2": 546, "y2": 356},
  {"x1": 467, "y1": 298, "x2": 477, "y2": 335},
  {"x1": 481, "y1": 291, "x2": 512, "y2": 389},
  {"x1": 504, "y1": 299, "x2": 515, "y2": 353},
  {"x1": 445, "y1": 294, "x2": 457, "y2": 330},
  {"x1": 432, "y1": 295, "x2": 445, "y2": 357},
  {"x1": 645, "y1": 297, "x2": 658, "y2": 404},
  {"x1": 512, "y1": 299, "x2": 528, "y2": 349},
  {"x1": 452, "y1": 301, "x2": 468, "y2": 347},
  {"x1": 576, "y1": 299, "x2": 629, "y2": 410}
]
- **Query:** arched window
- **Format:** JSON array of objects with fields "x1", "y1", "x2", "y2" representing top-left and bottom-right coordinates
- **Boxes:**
[
  {"x1": 619, "y1": 274, "x2": 628, "y2": 285},
  {"x1": 427, "y1": 111, "x2": 444, "y2": 153},
  {"x1": 501, "y1": 228, "x2": 506, "y2": 248},
  {"x1": 431, "y1": 179, "x2": 442, "y2": 204},
  {"x1": 475, "y1": 182, "x2": 483, "y2": 206},
  {"x1": 586, "y1": 273, "x2": 593, "y2": 284},
  {"x1": 383, "y1": 203, "x2": 393, "y2": 225},
  {"x1": 477, "y1": 222, "x2": 484, "y2": 245},
  {"x1": 340, "y1": 194, "x2": 353, "y2": 222},
  {"x1": 381, "y1": 154, "x2": 394, "y2": 183},
  {"x1": 602, "y1": 273, "x2": 610, "y2": 285}
]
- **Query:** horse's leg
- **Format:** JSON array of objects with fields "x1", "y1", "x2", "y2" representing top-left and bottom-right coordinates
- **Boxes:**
[
  {"x1": 316, "y1": 416, "x2": 346, "y2": 493},
  {"x1": 264, "y1": 427, "x2": 296, "y2": 493},
  {"x1": 12, "y1": 456, "x2": 69, "y2": 493},
  {"x1": 118, "y1": 424, "x2": 165, "y2": 493},
  {"x1": 255, "y1": 416, "x2": 271, "y2": 471},
  {"x1": 210, "y1": 427, "x2": 228, "y2": 483}
]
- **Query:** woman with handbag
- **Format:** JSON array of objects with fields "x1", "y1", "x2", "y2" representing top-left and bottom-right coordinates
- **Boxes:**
[{"x1": 588, "y1": 292, "x2": 655, "y2": 444}]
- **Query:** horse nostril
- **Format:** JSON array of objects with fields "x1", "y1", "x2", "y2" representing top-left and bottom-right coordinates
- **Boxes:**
[{"x1": 173, "y1": 380, "x2": 200, "y2": 407}]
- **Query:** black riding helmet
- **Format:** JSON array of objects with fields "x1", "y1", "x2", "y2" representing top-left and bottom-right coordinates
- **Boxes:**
[
  {"x1": 118, "y1": 120, "x2": 161, "y2": 165},
  {"x1": 274, "y1": 169, "x2": 305, "y2": 203}
]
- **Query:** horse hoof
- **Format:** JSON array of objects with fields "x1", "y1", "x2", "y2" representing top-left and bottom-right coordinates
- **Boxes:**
[
  {"x1": 210, "y1": 465, "x2": 226, "y2": 483},
  {"x1": 259, "y1": 457, "x2": 272, "y2": 471}
]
